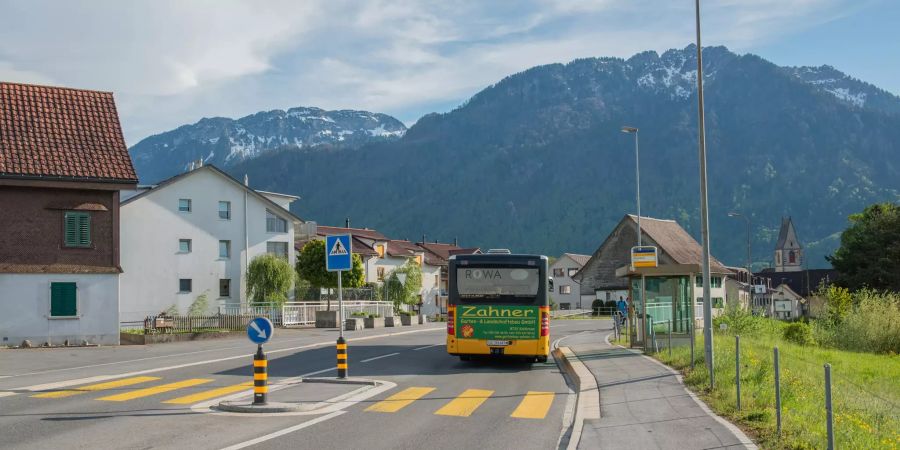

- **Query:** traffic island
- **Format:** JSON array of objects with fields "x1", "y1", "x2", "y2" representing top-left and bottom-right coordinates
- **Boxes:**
[
  {"x1": 206, "y1": 378, "x2": 391, "y2": 416},
  {"x1": 216, "y1": 401, "x2": 313, "y2": 413}
]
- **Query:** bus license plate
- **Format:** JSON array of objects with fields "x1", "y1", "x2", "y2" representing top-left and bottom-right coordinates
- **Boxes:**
[{"x1": 487, "y1": 340, "x2": 511, "y2": 347}]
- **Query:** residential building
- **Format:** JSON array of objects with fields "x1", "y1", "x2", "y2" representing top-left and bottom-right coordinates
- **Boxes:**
[
  {"x1": 119, "y1": 164, "x2": 301, "y2": 321},
  {"x1": 418, "y1": 242, "x2": 481, "y2": 315},
  {"x1": 724, "y1": 266, "x2": 752, "y2": 309},
  {"x1": 0, "y1": 82, "x2": 138, "y2": 346},
  {"x1": 550, "y1": 253, "x2": 591, "y2": 309},
  {"x1": 770, "y1": 283, "x2": 803, "y2": 320}
]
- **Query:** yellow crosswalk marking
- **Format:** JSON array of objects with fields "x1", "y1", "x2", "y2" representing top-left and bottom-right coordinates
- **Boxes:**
[
  {"x1": 510, "y1": 391, "x2": 554, "y2": 419},
  {"x1": 366, "y1": 387, "x2": 435, "y2": 413},
  {"x1": 31, "y1": 376, "x2": 161, "y2": 399},
  {"x1": 162, "y1": 381, "x2": 254, "y2": 405},
  {"x1": 434, "y1": 389, "x2": 493, "y2": 417},
  {"x1": 97, "y1": 378, "x2": 213, "y2": 402}
]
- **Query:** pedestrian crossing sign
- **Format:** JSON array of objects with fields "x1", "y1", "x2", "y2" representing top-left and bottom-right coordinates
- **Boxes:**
[{"x1": 326, "y1": 234, "x2": 352, "y2": 271}]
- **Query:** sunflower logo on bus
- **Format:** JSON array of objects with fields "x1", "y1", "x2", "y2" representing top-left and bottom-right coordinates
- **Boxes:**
[{"x1": 461, "y1": 324, "x2": 475, "y2": 338}]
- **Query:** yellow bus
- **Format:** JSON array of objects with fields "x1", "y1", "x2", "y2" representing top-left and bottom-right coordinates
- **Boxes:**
[{"x1": 446, "y1": 252, "x2": 550, "y2": 363}]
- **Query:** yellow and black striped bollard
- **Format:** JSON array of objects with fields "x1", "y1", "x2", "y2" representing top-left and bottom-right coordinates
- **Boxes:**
[
  {"x1": 253, "y1": 344, "x2": 268, "y2": 405},
  {"x1": 336, "y1": 337, "x2": 348, "y2": 378}
]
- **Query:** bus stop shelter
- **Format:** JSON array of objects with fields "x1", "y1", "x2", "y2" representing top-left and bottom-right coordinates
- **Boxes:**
[{"x1": 616, "y1": 263, "x2": 715, "y2": 353}]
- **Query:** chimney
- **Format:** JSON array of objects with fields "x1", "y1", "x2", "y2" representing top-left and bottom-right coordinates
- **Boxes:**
[
  {"x1": 453, "y1": 237, "x2": 458, "y2": 246},
  {"x1": 345, "y1": 217, "x2": 350, "y2": 228},
  {"x1": 243, "y1": 174, "x2": 249, "y2": 186},
  {"x1": 421, "y1": 234, "x2": 426, "y2": 244}
]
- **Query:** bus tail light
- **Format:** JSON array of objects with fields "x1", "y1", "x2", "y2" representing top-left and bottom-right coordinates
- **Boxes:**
[
  {"x1": 540, "y1": 311, "x2": 550, "y2": 336},
  {"x1": 447, "y1": 308, "x2": 455, "y2": 335}
]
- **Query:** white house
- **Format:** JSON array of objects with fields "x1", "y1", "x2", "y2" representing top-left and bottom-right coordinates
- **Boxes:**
[
  {"x1": 119, "y1": 165, "x2": 302, "y2": 322},
  {"x1": 550, "y1": 253, "x2": 591, "y2": 309}
]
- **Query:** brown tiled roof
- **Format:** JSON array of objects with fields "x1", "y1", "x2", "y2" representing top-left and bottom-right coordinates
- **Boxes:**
[
  {"x1": 316, "y1": 226, "x2": 387, "y2": 241},
  {"x1": 626, "y1": 215, "x2": 728, "y2": 272},
  {"x1": 563, "y1": 253, "x2": 591, "y2": 267},
  {"x1": 387, "y1": 240, "x2": 420, "y2": 257},
  {"x1": 418, "y1": 242, "x2": 479, "y2": 266},
  {"x1": 0, "y1": 82, "x2": 137, "y2": 183}
]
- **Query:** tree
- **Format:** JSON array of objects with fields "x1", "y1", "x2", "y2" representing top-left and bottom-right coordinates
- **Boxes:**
[
  {"x1": 247, "y1": 253, "x2": 294, "y2": 304},
  {"x1": 188, "y1": 291, "x2": 210, "y2": 316},
  {"x1": 827, "y1": 202, "x2": 900, "y2": 292},
  {"x1": 385, "y1": 260, "x2": 422, "y2": 312},
  {"x1": 295, "y1": 240, "x2": 365, "y2": 309}
]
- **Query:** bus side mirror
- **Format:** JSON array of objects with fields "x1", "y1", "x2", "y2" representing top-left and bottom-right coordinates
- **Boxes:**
[{"x1": 548, "y1": 277, "x2": 554, "y2": 292}]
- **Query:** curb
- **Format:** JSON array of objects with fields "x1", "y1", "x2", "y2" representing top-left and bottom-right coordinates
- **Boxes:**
[
  {"x1": 301, "y1": 377, "x2": 377, "y2": 386},
  {"x1": 553, "y1": 346, "x2": 600, "y2": 450},
  {"x1": 215, "y1": 401, "x2": 314, "y2": 413}
]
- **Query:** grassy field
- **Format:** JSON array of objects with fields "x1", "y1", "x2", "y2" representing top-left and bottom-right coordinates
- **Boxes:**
[{"x1": 641, "y1": 324, "x2": 900, "y2": 449}]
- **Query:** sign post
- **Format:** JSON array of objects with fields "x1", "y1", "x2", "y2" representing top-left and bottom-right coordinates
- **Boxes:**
[
  {"x1": 246, "y1": 317, "x2": 273, "y2": 405},
  {"x1": 326, "y1": 234, "x2": 352, "y2": 378}
]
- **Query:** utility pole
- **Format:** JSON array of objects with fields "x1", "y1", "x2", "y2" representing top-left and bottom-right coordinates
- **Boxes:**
[{"x1": 695, "y1": 0, "x2": 715, "y2": 389}]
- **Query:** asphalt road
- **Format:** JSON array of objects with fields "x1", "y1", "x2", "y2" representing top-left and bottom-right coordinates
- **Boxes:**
[{"x1": 0, "y1": 319, "x2": 606, "y2": 450}]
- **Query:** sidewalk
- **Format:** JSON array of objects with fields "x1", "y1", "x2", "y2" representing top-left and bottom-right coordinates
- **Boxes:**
[{"x1": 570, "y1": 334, "x2": 756, "y2": 450}]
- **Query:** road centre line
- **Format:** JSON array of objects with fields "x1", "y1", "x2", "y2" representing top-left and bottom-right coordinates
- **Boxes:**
[
  {"x1": 360, "y1": 352, "x2": 400, "y2": 363},
  {"x1": 412, "y1": 344, "x2": 442, "y2": 351},
  {"x1": 7, "y1": 327, "x2": 441, "y2": 395}
]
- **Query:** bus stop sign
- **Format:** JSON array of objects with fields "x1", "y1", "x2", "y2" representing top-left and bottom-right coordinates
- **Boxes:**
[{"x1": 631, "y1": 246, "x2": 658, "y2": 269}]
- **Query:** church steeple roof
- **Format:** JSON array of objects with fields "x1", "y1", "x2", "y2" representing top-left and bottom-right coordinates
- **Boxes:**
[{"x1": 775, "y1": 217, "x2": 801, "y2": 249}]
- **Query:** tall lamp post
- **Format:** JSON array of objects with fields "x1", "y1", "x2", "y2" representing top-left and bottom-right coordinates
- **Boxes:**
[
  {"x1": 621, "y1": 126, "x2": 644, "y2": 350},
  {"x1": 694, "y1": 0, "x2": 715, "y2": 389},
  {"x1": 728, "y1": 212, "x2": 752, "y2": 308}
]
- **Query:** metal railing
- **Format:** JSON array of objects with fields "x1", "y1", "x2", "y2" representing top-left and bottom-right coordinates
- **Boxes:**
[{"x1": 281, "y1": 301, "x2": 394, "y2": 327}]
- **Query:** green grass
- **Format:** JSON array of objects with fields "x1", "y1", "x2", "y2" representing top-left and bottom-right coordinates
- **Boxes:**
[{"x1": 644, "y1": 325, "x2": 900, "y2": 449}]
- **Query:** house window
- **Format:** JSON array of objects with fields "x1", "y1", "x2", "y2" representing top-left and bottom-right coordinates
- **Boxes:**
[
  {"x1": 219, "y1": 240, "x2": 231, "y2": 258},
  {"x1": 267, "y1": 241, "x2": 288, "y2": 258},
  {"x1": 560, "y1": 285, "x2": 572, "y2": 294},
  {"x1": 375, "y1": 244, "x2": 385, "y2": 258},
  {"x1": 377, "y1": 267, "x2": 386, "y2": 281},
  {"x1": 553, "y1": 268, "x2": 564, "y2": 277},
  {"x1": 567, "y1": 268, "x2": 578, "y2": 277},
  {"x1": 789, "y1": 251, "x2": 796, "y2": 264},
  {"x1": 713, "y1": 297, "x2": 724, "y2": 308},
  {"x1": 63, "y1": 212, "x2": 91, "y2": 248},
  {"x1": 50, "y1": 282, "x2": 77, "y2": 317},
  {"x1": 266, "y1": 209, "x2": 287, "y2": 233},
  {"x1": 218, "y1": 201, "x2": 231, "y2": 220},
  {"x1": 179, "y1": 239, "x2": 192, "y2": 253},
  {"x1": 178, "y1": 199, "x2": 192, "y2": 212},
  {"x1": 695, "y1": 276, "x2": 722, "y2": 288},
  {"x1": 220, "y1": 279, "x2": 231, "y2": 298},
  {"x1": 179, "y1": 279, "x2": 192, "y2": 293},
  {"x1": 435, "y1": 274, "x2": 440, "y2": 287}
]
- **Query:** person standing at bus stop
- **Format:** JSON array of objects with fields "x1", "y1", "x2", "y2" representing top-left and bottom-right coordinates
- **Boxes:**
[{"x1": 617, "y1": 296, "x2": 628, "y2": 326}]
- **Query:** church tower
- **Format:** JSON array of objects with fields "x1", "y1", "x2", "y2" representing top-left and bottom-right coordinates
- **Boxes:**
[{"x1": 774, "y1": 217, "x2": 803, "y2": 272}]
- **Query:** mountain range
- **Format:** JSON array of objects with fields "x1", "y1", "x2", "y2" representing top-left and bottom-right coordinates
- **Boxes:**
[{"x1": 130, "y1": 45, "x2": 900, "y2": 269}]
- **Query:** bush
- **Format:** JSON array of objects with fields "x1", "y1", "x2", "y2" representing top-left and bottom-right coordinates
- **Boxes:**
[
  {"x1": 713, "y1": 303, "x2": 773, "y2": 336},
  {"x1": 188, "y1": 292, "x2": 209, "y2": 316},
  {"x1": 591, "y1": 299, "x2": 603, "y2": 316},
  {"x1": 834, "y1": 289, "x2": 900, "y2": 353},
  {"x1": 783, "y1": 322, "x2": 815, "y2": 346},
  {"x1": 604, "y1": 300, "x2": 617, "y2": 310}
]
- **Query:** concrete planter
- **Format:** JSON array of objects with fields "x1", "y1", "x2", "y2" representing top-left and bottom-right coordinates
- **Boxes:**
[
  {"x1": 315, "y1": 310, "x2": 339, "y2": 328},
  {"x1": 364, "y1": 317, "x2": 384, "y2": 328},
  {"x1": 400, "y1": 315, "x2": 413, "y2": 326},
  {"x1": 345, "y1": 318, "x2": 364, "y2": 331},
  {"x1": 384, "y1": 316, "x2": 399, "y2": 327}
]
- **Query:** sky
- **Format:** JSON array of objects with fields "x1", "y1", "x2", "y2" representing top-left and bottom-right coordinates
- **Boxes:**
[{"x1": 1, "y1": 0, "x2": 898, "y2": 145}]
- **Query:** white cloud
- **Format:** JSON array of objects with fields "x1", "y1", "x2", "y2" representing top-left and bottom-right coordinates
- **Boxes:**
[{"x1": 0, "y1": 0, "x2": 864, "y2": 144}]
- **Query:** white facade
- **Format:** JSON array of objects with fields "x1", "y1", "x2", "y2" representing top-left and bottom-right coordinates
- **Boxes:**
[
  {"x1": 0, "y1": 273, "x2": 120, "y2": 346},
  {"x1": 119, "y1": 167, "x2": 298, "y2": 322},
  {"x1": 420, "y1": 263, "x2": 441, "y2": 316},
  {"x1": 550, "y1": 254, "x2": 587, "y2": 309}
]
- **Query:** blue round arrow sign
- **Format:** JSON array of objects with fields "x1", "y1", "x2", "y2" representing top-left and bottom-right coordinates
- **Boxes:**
[{"x1": 247, "y1": 317, "x2": 273, "y2": 344}]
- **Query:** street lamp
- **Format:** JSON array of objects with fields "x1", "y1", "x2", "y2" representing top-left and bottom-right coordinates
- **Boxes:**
[
  {"x1": 728, "y1": 212, "x2": 752, "y2": 309},
  {"x1": 621, "y1": 125, "x2": 645, "y2": 351},
  {"x1": 695, "y1": 0, "x2": 715, "y2": 389},
  {"x1": 621, "y1": 126, "x2": 640, "y2": 246}
]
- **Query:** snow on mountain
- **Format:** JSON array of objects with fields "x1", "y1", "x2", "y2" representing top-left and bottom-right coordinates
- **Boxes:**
[{"x1": 130, "y1": 106, "x2": 407, "y2": 182}]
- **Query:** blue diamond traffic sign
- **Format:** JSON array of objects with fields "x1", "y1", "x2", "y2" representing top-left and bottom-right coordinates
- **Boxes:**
[
  {"x1": 247, "y1": 317, "x2": 273, "y2": 344},
  {"x1": 326, "y1": 234, "x2": 352, "y2": 272}
]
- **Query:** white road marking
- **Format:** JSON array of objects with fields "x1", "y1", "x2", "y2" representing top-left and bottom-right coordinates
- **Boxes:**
[
  {"x1": 4, "y1": 327, "x2": 440, "y2": 396},
  {"x1": 412, "y1": 344, "x2": 441, "y2": 351},
  {"x1": 360, "y1": 352, "x2": 399, "y2": 363},
  {"x1": 218, "y1": 410, "x2": 346, "y2": 450}
]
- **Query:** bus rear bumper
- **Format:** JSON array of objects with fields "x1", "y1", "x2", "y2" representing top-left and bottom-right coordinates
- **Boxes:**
[{"x1": 447, "y1": 337, "x2": 550, "y2": 357}]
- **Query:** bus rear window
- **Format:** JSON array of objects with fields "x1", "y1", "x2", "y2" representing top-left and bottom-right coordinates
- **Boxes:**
[{"x1": 456, "y1": 267, "x2": 539, "y2": 298}]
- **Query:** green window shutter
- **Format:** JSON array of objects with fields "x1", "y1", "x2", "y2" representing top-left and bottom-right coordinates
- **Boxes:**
[
  {"x1": 50, "y1": 282, "x2": 77, "y2": 316},
  {"x1": 64, "y1": 212, "x2": 91, "y2": 247},
  {"x1": 78, "y1": 214, "x2": 91, "y2": 246}
]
